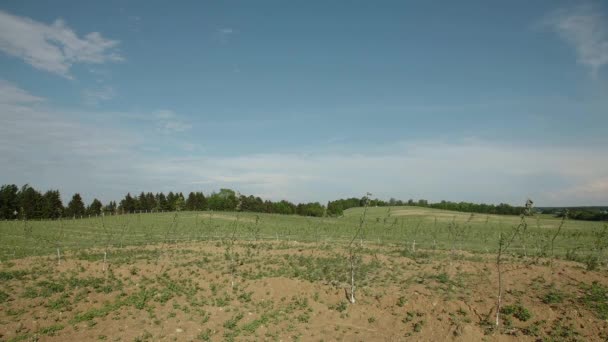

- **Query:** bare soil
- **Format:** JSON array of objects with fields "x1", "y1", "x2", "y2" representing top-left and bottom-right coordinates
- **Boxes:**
[{"x1": 1, "y1": 241, "x2": 607, "y2": 341}]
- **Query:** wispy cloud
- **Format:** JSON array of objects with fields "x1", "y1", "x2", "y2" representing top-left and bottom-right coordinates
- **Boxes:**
[
  {"x1": 153, "y1": 110, "x2": 192, "y2": 133},
  {"x1": 0, "y1": 10, "x2": 123, "y2": 78},
  {"x1": 546, "y1": 4, "x2": 608, "y2": 77},
  {"x1": 141, "y1": 142, "x2": 608, "y2": 206},
  {"x1": 0, "y1": 80, "x2": 45, "y2": 104},
  {"x1": 1, "y1": 79, "x2": 606, "y2": 206},
  {"x1": 83, "y1": 86, "x2": 115, "y2": 105},
  {"x1": 214, "y1": 27, "x2": 236, "y2": 44}
]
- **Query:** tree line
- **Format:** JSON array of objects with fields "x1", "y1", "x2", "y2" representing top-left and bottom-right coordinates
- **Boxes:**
[
  {"x1": 0, "y1": 185, "x2": 327, "y2": 219},
  {"x1": 326, "y1": 197, "x2": 525, "y2": 216},
  {"x1": 540, "y1": 207, "x2": 608, "y2": 221},
  {"x1": 2, "y1": 183, "x2": 605, "y2": 221}
]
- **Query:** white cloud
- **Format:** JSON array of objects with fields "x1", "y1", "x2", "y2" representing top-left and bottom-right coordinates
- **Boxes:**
[
  {"x1": 140, "y1": 142, "x2": 608, "y2": 206},
  {"x1": 0, "y1": 10, "x2": 123, "y2": 78},
  {"x1": 0, "y1": 79, "x2": 606, "y2": 206},
  {"x1": 0, "y1": 80, "x2": 45, "y2": 104},
  {"x1": 546, "y1": 4, "x2": 608, "y2": 77},
  {"x1": 83, "y1": 86, "x2": 115, "y2": 105},
  {"x1": 548, "y1": 177, "x2": 608, "y2": 203}
]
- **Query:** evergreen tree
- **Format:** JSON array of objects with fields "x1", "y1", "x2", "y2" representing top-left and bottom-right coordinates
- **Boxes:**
[
  {"x1": 41, "y1": 190, "x2": 63, "y2": 219},
  {"x1": 138, "y1": 192, "x2": 147, "y2": 211},
  {"x1": 66, "y1": 193, "x2": 86, "y2": 217},
  {"x1": 104, "y1": 201, "x2": 117, "y2": 214},
  {"x1": 186, "y1": 192, "x2": 197, "y2": 210},
  {"x1": 18, "y1": 184, "x2": 43, "y2": 219},
  {"x1": 167, "y1": 192, "x2": 176, "y2": 211},
  {"x1": 195, "y1": 192, "x2": 207, "y2": 210},
  {"x1": 120, "y1": 193, "x2": 136, "y2": 213},
  {"x1": 146, "y1": 192, "x2": 157, "y2": 211},
  {"x1": 0, "y1": 184, "x2": 19, "y2": 219},
  {"x1": 87, "y1": 198, "x2": 103, "y2": 215},
  {"x1": 156, "y1": 192, "x2": 169, "y2": 211}
]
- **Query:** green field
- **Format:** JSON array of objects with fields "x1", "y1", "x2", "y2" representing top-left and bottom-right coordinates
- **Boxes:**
[{"x1": 1, "y1": 206, "x2": 604, "y2": 261}]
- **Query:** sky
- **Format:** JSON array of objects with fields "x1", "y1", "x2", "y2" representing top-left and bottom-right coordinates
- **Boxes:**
[{"x1": 1, "y1": 1, "x2": 607, "y2": 206}]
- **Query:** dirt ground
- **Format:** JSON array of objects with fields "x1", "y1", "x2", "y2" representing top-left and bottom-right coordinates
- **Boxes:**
[{"x1": 1, "y1": 241, "x2": 607, "y2": 341}]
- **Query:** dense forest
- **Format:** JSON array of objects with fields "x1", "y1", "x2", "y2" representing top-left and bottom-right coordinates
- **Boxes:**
[{"x1": 1, "y1": 183, "x2": 604, "y2": 221}]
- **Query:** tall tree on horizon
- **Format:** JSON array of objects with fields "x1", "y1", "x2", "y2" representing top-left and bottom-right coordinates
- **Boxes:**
[
  {"x1": 66, "y1": 193, "x2": 86, "y2": 217},
  {"x1": 41, "y1": 190, "x2": 63, "y2": 219},
  {"x1": 0, "y1": 184, "x2": 19, "y2": 219},
  {"x1": 18, "y1": 184, "x2": 43, "y2": 219},
  {"x1": 87, "y1": 198, "x2": 103, "y2": 215}
]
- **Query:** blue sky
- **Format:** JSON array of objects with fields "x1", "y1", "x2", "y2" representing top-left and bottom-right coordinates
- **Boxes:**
[{"x1": 1, "y1": 1, "x2": 607, "y2": 206}]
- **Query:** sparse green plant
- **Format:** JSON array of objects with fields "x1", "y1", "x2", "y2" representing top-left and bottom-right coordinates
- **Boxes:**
[
  {"x1": 495, "y1": 199, "x2": 530, "y2": 328},
  {"x1": 550, "y1": 209, "x2": 567, "y2": 268}
]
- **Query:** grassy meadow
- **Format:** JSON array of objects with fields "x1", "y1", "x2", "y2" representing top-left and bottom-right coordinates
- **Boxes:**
[{"x1": 0, "y1": 206, "x2": 603, "y2": 260}]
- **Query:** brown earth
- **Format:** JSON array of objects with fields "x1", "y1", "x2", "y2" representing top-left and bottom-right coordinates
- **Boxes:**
[{"x1": 0, "y1": 241, "x2": 607, "y2": 341}]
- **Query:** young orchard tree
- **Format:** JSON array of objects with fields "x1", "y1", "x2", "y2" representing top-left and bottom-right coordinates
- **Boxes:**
[
  {"x1": 225, "y1": 193, "x2": 243, "y2": 288},
  {"x1": 495, "y1": 199, "x2": 531, "y2": 329},
  {"x1": 347, "y1": 192, "x2": 372, "y2": 304},
  {"x1": 592, "y1": 224, "x2": 608, "y2": 269},
  {"x1": 100, "y1": 214, "x2": 114, "y2": 272},
  {"x1": 550, "y1": 208, "x2": 567, "y2": 269}
]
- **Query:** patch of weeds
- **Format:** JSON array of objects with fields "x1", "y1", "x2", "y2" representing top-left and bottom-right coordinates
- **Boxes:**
[
  {"x1": 156, "y1": 288, "x2": 173, "y2": 304},
  {"x1": 38, "y1": 323, "x2": 65, "y2": 336},
  {"x1": 585, "y1": 255, "x2": 600, "y2": 271},
  {"x1": 46, "y1": 294, "x2": 72, "y2": 311},
  {"x1": 223, "y1": 312, "x2": 244, "y2": 330},
  {"x1": 368, "y1": 316, "x2": 376, "y2": 323},
  {"x1": 522, "y1": 320, "x2": 545, "y2": 337},
  {"x1": 330, "y1": 301, "x2": 347, "y2": 313},
  {"x1": 396, "y1": 296, "x2": 406, "y2": 307},
  {"x1": 501, "y1": 303, "x2": 532, "y2": 322},
  {"x1": 546, "y1": 319, "x2": 580, "y2": 341},
  {"x1": 400, "y1": 249, "x2": 431, "y2": 263},
  {"x1": 237, "y1": 291, "x2": 252, "y2": 303},
  {"x1": 241, "y1": 313, "x2": 271, "y2": 335},
  {"x1": 7, "y1": 333, "x2": 32, "y2": 342},
  {"x1": 6, "y1": 307, "x2": 25, "y2": 316},
  {"x1": 125, "y1": 286, "x2": 155, "y2": 310},
  {"x1": 402, "y1": 310, "x2": 423, "y2": 324},
  {"x1": 479, "y1": 319, "x2": 495, "y2": 335},
  {"x1": 197, "y1": 328, "x2": 213, "y2": 341},
  {"x1": 37, "y1": 280, "x2": 65, "y2": 297},
  {"x1": 22, "y1": 286, "x2": 38, "y2": 298},
  {"x1": 581, "y1": 281, "x2": 608, "y2": 319},
  {"x1": 71, "y1": 296, "x2": 127, "y2": 324},
  {"x1": 0, "y1": 270, "x2": 28, "y2": 281},
  {"x1": 413, "y1": 320, "x2": 425, "y2": 333},
  {"x1": 297, "y1": 312, "x2": 311, "y2": 323},
  {"x1": 0, "y1": 290, "x2": 9, "y2": 303},
  {"x1": 134, "y1": 330, "x2": 153, "y2": 342},
  {"x1": 433, "y1": 272, "x2": 450, "y2": 284},
  {"x1": 542, "y1": 289, "x2": 565, "y2": 305},
  {"x1": 214, "y1": 293, "x2": 231, "y2": 307}
]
